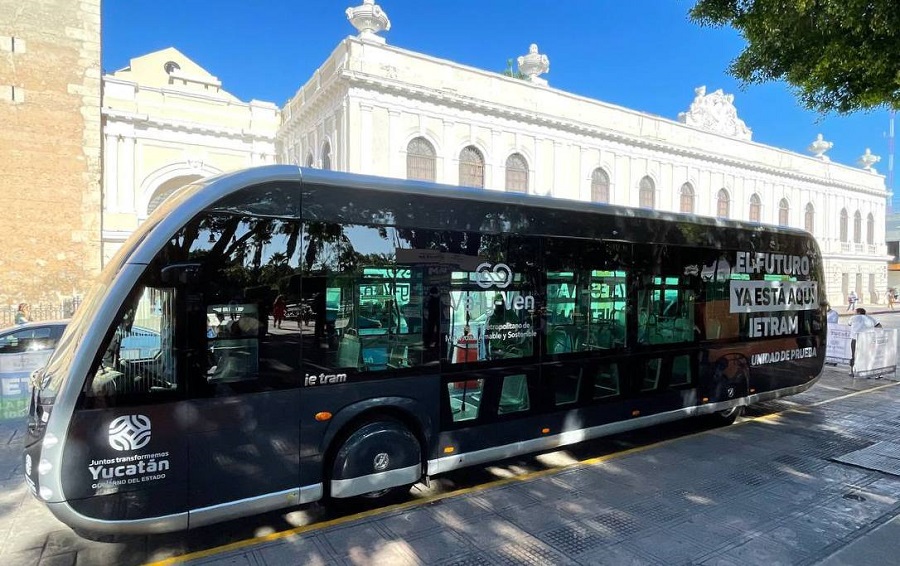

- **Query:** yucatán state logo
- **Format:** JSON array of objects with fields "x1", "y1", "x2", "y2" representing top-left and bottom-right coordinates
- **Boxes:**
[{"x1": 108, "y1": 414, "x2": 152, "y2": 451}]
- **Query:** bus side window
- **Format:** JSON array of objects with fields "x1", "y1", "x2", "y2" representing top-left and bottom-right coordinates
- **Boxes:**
[
  {"x1": 206, "y1": 302, "x2": 260, "y2": 384},
  {"x1": 88, "y1": 287, "x2": 177, "y2": 401},
  {"x1": 592, "y1": 363, "x2": 620, "y2": 399},
  {"x1": 447, "y1": 379, "x2": 484, "y2": 422},
  {"x1": 498, "y1": 373, "x2": 530, "y2": 415},
  {"x1": 671, "y1": 355, "x2": 692, "y2": 387},
  {"x1": 300, "y1": 223, "x2": 429, "y2": 375}
]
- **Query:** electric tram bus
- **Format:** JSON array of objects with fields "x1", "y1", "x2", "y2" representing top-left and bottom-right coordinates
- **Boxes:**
[{"x1": 24, "y1": 165, "x2": 826, "y2": 535}]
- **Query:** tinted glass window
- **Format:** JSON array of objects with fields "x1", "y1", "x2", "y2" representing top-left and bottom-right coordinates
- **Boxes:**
[
  {"x1": 635, "y1": 244, "x2": 698, "y2": 346},
  {"x1": 86, "y1": 286, "x2": 178, "y2": 404},
  {"x1": 299, "y1": 222, "x2": 434, "y2": 374},
  {"x1": 447, "y1": 234, "x2": 539, "y2": 364},
  {"x1": 544, "y1": 239, "x2": 630, "y2": 355},
  {"x1": 184, "y1": 212, "x2": 304, "y2": 392}
]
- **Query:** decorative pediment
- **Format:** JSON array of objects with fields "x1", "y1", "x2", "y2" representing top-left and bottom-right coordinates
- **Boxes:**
[{"x1": 677, "y1": 86, "x2": 752, "y2": 141}]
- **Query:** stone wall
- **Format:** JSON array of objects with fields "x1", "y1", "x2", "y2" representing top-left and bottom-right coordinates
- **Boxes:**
[{"x1": 0, "y1": 0, "x2": 102, "y2": 308}]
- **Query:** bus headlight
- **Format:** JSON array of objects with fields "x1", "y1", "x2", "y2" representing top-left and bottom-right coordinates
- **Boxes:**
[
  {"x1": 38, "y1": 459, "x2": 52, "y2": 475},
  {"x1": 39, "y1": 486, "x2": 53, "y2": 501}
]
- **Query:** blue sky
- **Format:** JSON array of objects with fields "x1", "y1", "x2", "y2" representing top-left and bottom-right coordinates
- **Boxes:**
[{"x1": 103, "y1": 0, "x2": 893, "y2": 187}]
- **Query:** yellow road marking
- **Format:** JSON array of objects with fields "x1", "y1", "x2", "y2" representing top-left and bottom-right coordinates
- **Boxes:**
[{"x1": 145, "y1": 380, "x2": 900, "y2": 565}]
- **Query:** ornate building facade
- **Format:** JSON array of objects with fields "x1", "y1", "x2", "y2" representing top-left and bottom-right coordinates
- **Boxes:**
[
  {"x1": 277, "y1": 1, "x2": 890, "y2": 307},
  {"x1": 100, "y1": 48, "x2": 279, "y2": 262},
  {"x1": 0, "y1": 0, "x2": 102, "y2": 308}
]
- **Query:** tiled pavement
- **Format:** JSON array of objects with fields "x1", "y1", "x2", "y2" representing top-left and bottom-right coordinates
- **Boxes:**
[{"x1": 2, "y1": 366, "x2": 900, "y2": 566}]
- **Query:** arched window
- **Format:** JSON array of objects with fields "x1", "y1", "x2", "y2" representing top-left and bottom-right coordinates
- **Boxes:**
[
  {"x1": 591, "y1": 168, "x2": 610, "y2": 203},
  {"x1": 867, "y1": 213, "x2": 875, "y2": 245},
  {"x1": 748, "y1": 193, "x2": 761, "y2": 222},
  {"x1": 505, "y1": 153, "x2": 528, "y2": 193},
  {"x1": 804, "y1": 203, "x2": 815, "y2": 233},
  {"x1": 717, "y1": 189, "x2": 731, "y2": 219},
  {"x1": 306, "y1": 152, "x2": 314, "y2": 168},
  {"x1": 406, "y1": 137, "x2": 436, "y2": 181},
  {"x1": 639, "y1": 176, "x2": 655, "y2": 209},
  {"x1": 778, "y1": 198, "x2": 790, "y2": 226},
  {"x1": 679, "y1": 183, "x2": 695, "y2": 213},
  {"x1": 853, "y1": 211, "x2": 862, "y2": 243},
  {"x1": 459, "y1": 146, "x2": 484, "y2": 188},
  {"x1": 321, "y1": 141, "x2": 332, "y2": 171},
  {"x1": 839, "y1": 209, "x2": 848, "y2": 242}
]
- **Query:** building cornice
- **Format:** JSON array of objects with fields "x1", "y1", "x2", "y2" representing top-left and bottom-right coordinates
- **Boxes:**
[
  {"x1": 102, "y1": 76, "x2": 279, "y2": 110},
  {"x1": 102, "y1": 108, "x2": 277, "y2": 144},
  {"x1": 336, "y1": 69, "x2": 885, "y2": 197}
]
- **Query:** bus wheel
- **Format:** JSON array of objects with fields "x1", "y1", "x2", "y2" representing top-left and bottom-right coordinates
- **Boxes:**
[
  {"x1": 708, "y1": 405, "x2": 742, "y2": 426},
  {"x1": 329, "y1": 419, "x2": 422, "y2": 502}
]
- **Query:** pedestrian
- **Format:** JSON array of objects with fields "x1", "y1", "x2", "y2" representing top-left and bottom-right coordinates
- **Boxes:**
[
  {"x1": 272, "y1": 295, "x2": 287, "y2": 329},
  {"x1": 847, "y1": 307, "x2": 878, "y2": 377},
  {"x1": 14, "y1": 303, "x2": 30, "y2": 325},
  {"x1": 846, "y1": 290, "x2": 858, "y2": 312}
]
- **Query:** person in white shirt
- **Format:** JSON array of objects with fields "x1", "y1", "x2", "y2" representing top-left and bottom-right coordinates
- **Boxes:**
[{"x1": 848, "y1": 307, "x2": 879, "y2": 376}]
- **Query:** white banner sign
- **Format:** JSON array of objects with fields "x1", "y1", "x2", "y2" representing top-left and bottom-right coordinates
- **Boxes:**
[
  {"x1": 854, "y1": 328, "x2": 898, "y2": 378},
  {"x1": 730, "y1": 280, "x2": 818, "y2": 313},
  {"x1": 825, "y1": 324, "x2": 852, "y2": 364}
]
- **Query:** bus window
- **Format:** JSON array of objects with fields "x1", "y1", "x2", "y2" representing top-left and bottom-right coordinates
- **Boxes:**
[
  {"x1": 671, "y1": 354, "x2": 692, "y2": 387},
  {"x1": 446, "y1": 234, "x2": 539, "y2": 364},
  {"x1": 641, "y1": 358, "x2": 662, "y2": 391},
  {"x1": 498, "y1": 373, "x2": 530, "y2": 414},
  {"x1": 447, "y1": 379, "x2": 484, "y2": 422},
  {"x1": 635, "y1": 245, "x2": 699, "y2": 345},
  {"x1": 552, "y1": 366, "x2": 582, "y2": 406},
  {"x1": 300, "y1": 223, "x2": 427, "y2": 374},
  {"x1": 591, "y1": 363, "x2": 620, "y2": 399},
  {"x1": 87, "y1": 286, "x2": 177, "y2": 401},
  {"x1": 544, "y1": 240, "x2": 630, "y2": 355},
  {"x1": 206, "y1": 302, "x2": 260, "y2": 383}
]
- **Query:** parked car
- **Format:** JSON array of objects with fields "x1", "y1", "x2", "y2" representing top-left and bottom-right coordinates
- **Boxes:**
[{"x1": 0, "y1": 320, "x2": 68, "y2": 420}]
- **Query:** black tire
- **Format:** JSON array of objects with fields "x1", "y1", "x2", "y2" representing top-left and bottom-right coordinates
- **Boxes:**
[
  {"x1": 707, "y1": 405, "x2": 742, "y2": 426},
  {"x1": 329, "y1": 419, "x2": 421, "y2": 502}
]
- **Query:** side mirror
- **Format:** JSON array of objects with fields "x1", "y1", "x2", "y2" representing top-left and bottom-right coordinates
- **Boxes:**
[{"x1": 161, "y1": 263, "x2": 202, "y2": 286}]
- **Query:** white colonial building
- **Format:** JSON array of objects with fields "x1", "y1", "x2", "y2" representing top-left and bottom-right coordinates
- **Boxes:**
[
  {"x1": 277, "y1": 1, "x2": 890, "y2": 307},
  {"x1": 99, "y1": 1, "x2": 889, "y2": 307},
  {"x1": 100, "y1": 47, "x2": 279, "y2": 262}
]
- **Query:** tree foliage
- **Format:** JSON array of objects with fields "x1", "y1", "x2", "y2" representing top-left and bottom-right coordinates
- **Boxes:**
[{"x1": 689, "y1": 0, "x2": 900, "y2": 114}]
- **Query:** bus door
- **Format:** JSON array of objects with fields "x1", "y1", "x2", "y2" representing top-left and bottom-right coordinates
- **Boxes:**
[
  {"x1": 68, "y1": 279, "x2": 189, "y2": 523},
  {"x1": 440, "y1": 266, "x2": 541, "y2": 451},
  {"x1": 179, "y1": 263, "x2": 304, "y2": 525},
  {"x1": 630, "y1": 244, "x2": 701, "y2": 413}
]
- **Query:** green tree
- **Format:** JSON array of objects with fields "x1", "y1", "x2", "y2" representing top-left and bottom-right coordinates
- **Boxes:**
[{"x1": 689, "y1": 0, "x2": 900, "y2": 114}]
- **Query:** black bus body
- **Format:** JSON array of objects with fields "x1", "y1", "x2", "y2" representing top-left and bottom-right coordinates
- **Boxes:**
[{"x1": 24, "y1": 165, "x2": 826, "y2": 535}]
